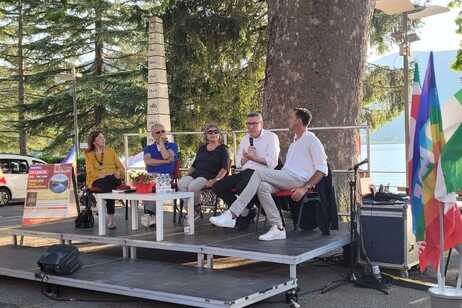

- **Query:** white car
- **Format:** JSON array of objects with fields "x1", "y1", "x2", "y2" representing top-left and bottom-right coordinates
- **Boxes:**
[{"x1": 0, "y1": 154, "x2": 46, "y2": 206}]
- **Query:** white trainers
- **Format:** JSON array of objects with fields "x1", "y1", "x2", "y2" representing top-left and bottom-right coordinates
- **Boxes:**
[
  {"x1": 141, "y1": 214, "x2": 156, "y2": 228},
  {"x1": 259, "y1": 225, "x2": 286, "y2": 241},
  {"x1": 209, "y1": 210, "x2": 236, "y2": 228}
]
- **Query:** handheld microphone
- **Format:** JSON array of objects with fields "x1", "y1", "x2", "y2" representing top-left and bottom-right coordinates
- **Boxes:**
[
  {"x1": 350, "y1": 158, "x2": 368, "y2": 170},
  {"x1": 249, "y1": 137, "x2": 254, "y2": 147}
]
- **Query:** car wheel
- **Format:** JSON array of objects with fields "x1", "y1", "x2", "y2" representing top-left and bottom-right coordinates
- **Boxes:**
[{"x1": 0, "y1": 188, "x2": 11, "y2": 207}]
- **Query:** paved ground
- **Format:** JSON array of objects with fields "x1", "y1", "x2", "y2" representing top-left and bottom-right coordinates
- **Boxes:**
[{"x1": 0, "y1": 201, "x2": 459, "y2": 308}]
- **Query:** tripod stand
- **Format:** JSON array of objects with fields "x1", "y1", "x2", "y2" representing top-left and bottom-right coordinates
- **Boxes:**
[{"x1": 321, "y1": 164, "x2": 388, "y2": 294}]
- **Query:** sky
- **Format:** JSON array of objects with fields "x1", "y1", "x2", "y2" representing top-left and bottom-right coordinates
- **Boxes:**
[{"x1": 368, "y1": 0, "x2": 461, "y2": 61}]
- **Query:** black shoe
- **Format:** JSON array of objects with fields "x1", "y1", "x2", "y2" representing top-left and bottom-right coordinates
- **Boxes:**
[{"x1": 236, "y1": 206, "x2": 257, "y2": 231}]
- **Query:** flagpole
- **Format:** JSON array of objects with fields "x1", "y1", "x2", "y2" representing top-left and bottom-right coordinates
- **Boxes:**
[
  {"x1": 456, "y1": 251, "x2": 462, "y2": 294},
  {"x1": 439, "y1": 201, "x2": 445, "y2": 291},
  {"x1": 403, "y1": 12, "x2": 410, "y2": 184}
]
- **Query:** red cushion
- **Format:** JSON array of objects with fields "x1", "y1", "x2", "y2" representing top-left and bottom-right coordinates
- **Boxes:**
[
  {"x1": 273, "y1": 190, "x2": 292, "y2": 197},
  {"x1": 90, "y1": 185, "x2": 129, "y2": 193},
  {"x1": 90, "y1": 187, "x2": 103, "y2": 193}
]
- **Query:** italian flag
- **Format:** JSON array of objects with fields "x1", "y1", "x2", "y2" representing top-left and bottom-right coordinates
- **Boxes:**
[{"x1": 435, "y1": 89, "x2": 462, "y2": 201}]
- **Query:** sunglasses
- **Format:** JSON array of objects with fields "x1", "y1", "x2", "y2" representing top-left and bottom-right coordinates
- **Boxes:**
[
  {"x1": 207, "y1": 130, "x2": 220, "y2": 135},
  {"x1": 154, "y1": 130, "x2": 166, "y2": 135},
  {"x1": 246, "y1": 122, "x2": 260, "y2": 126}
]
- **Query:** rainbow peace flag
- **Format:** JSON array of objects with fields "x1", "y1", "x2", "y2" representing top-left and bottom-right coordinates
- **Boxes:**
[{"x1": 411, "y1": 52, "x2": 462, "y2": 272}]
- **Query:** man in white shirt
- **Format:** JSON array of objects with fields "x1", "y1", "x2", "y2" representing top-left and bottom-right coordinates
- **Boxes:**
[
  {"x1": 211, "y1": 112, "x2": 280, "y2": 230},
  {"x1": 210, "y1": 108, "x2": 328, "y2": 241}
]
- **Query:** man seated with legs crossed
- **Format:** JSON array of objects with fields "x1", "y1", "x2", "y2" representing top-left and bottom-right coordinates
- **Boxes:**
[
  {"x1": 210, "y1": 107, "x2": 327, "y2": 241},
  {"x1": 211, "y1": 112, "x2": 280, "y2": 230}
]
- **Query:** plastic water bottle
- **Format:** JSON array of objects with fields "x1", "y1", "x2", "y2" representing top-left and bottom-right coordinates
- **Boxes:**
[
  {"x1": 184, "y1": 215, "x2": 192, "y2": 235},
  {"x1": 157, "y1": 174, "x2": 163, "y2": 194},
  {"x1": 165, "y1": 174, "x2": 172, "y2": 193},
  {"x1": 155, "y1": 174, "x2": 161, "y2": 193},
  {"x1": 159, "y1": 174, "x2": 166, "y2": 194}
]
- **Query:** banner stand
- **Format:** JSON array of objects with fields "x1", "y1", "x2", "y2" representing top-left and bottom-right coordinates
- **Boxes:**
[{"x1": 22, "y1": 163, "x2": 78, "y2": 226}]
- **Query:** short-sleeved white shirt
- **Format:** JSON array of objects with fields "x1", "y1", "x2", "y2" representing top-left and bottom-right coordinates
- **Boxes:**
[
  {"x1": 236, "y1": 129, "x2": 280, "y2": 170},
  {"x1": 282, "y1": 131, "x2": 328, "y2": 181}
]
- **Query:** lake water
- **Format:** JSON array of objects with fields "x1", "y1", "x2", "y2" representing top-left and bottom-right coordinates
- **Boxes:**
[{"x1": 360, "y1": 143, "x2": 406, "y2": 188}]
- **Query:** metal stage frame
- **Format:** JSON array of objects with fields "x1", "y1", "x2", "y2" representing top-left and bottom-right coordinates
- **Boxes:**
[{"x1": 4, "y1": 209, "x2": 350, "y2": 307}]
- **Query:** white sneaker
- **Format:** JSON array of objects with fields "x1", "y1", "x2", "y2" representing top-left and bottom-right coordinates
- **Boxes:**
[
  {"x1": 141, "y1": 214, "x2": 156, "y2": 228},
  {"x1": 148, "y1": 214, "x2": 156, "y2": 227},
  {"x1": 259, "y1": 225, "x2": 286, "y2": 241},
  {"x1": 209, "y1": 210, "x2": 236, "y2": 228}
]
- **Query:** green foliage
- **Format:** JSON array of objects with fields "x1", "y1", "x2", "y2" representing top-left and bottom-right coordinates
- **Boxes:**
[
  {"x1": 1, "y1": 0, "x2": 446, "y2": 157},
  {"x1": 362, "y1": 62, "x2": 408, "y2": 130},
  {"x1": 164, "y1": 0, "x2": 267, "y2": 153},
  {"x1": 449, "y1": 0, "x2": 462, "y2": 70},
  {"x1": 1, "y1": 0, "x2": 168, "y2": 155},
  {"x1": 369, "y1": 7, "x2": 423, "y2": 55}
]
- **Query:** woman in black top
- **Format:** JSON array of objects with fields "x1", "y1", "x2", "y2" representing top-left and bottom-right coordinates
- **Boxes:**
[{"x1": 178, "y1": 124, "x2": 230, "y2": 219}]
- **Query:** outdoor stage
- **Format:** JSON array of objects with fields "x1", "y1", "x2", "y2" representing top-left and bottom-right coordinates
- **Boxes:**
[{"x1": 2, "y1": 207, "x2": 350, "y2": 307}]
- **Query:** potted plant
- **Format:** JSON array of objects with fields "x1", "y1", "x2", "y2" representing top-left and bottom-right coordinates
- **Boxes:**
[{"x1": 129, "y1": 171, "x2": 155, "y2": 194}]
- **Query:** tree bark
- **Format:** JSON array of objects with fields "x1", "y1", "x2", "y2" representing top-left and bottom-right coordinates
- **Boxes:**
[{"x1": 263, "y1": 0, "x2": 375, "y2": 211}]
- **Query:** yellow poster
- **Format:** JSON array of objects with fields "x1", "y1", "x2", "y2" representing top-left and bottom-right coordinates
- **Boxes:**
[{"x1": 22, "y1": 163, "x2": 78, "y2": 226}]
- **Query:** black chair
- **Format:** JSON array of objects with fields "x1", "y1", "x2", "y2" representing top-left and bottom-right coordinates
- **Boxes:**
[{"x1": 256, "y1": 164, "x2": 337, "y2": 240}]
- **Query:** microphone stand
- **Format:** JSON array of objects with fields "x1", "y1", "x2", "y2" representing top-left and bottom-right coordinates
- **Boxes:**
[{"x1": 321, "y1": 165, "x2": 388, "y2": 294}]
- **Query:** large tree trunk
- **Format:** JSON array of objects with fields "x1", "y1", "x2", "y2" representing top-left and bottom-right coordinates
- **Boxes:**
[{"x1": 262, "y1": 0, "x2": 375, "y2": 212}]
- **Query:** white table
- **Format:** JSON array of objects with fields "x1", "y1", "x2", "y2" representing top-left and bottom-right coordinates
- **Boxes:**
[{"x1": 95, "y1": 191, "x2": 194, "y2": 241}]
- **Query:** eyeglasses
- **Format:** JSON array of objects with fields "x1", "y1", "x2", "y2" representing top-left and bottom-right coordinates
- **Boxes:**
[
  {"x1": 154, "y1": 130, "x2": 166, "y2": 135},
  {"x1": 207, "y1": 130, "x2": 220, "y2": 135},
  {"x1": 246, "y1": 122, "x2": 261, "y2": 126}
]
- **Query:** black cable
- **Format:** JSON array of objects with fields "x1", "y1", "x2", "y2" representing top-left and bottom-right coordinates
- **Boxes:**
[
  {"x1": 308, "y1": 253, "x2": 345, "y2": 267},
  {"x1": 38, "y1": 272, "x2": 138, "y2": 303},
  {"x1": 357, "y1": 273, "x2": 394, "y2": 290}
]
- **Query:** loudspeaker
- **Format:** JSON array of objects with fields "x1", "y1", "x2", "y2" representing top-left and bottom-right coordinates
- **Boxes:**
[{"x1": 37, "y1": 244, "x2": 83, "y2": 275}]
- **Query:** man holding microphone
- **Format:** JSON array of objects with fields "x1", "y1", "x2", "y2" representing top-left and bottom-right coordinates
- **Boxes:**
[{"x1": 211, "y1": 112, "x2": 280, "y2": 230}]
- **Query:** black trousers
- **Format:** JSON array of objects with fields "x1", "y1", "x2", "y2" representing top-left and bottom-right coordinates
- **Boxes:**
[
  {"x1": 211, "y1": 169, "x2": 258, "y2": 210},
  {"x1": 92, "y1": 175, "x2": 121, "y2": 215}
]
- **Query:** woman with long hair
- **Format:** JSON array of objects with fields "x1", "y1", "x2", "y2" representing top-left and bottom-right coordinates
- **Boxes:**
[{"x1": 84, "y1": 131, "x2": 124, "y2": 229}]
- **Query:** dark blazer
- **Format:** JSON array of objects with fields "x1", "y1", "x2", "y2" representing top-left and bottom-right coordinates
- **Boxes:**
[{"x1": 288, "y1": 164, "x2": 338, "y2": 235}]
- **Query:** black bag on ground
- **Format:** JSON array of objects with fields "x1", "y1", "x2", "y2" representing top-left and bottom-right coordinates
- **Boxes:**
[
  {"x1": 37, "y1": 244, "x2": 83, "y2": 275},
  {"x1": 75, "y1": 206, "x2": 94, "y2": 228}
]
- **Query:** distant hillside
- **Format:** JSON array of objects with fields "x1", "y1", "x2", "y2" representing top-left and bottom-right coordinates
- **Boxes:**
[{"x1": 370, "y1": 50, "x2": 462, "y2": 143}]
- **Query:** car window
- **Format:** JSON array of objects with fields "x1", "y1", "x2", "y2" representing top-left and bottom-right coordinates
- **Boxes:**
[
  {"x1": 10, "y1": 159, "x2": 29, "y2": 174},
  {"x1": 31, "y1": 160, "x2": 45, "y2": 165},
  {"x1": 0, "y1": 159, "x2": 10, "y2": 174}
]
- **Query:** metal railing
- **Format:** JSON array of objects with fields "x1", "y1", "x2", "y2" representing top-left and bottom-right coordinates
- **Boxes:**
[{"x1": 122, "y1": 125, "x2": 372, "y2": 188}]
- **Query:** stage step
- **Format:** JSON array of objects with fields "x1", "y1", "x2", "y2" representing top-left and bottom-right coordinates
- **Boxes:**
[{"x1": 0, "y1": 245, "x2": 297, "y2": 308}]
